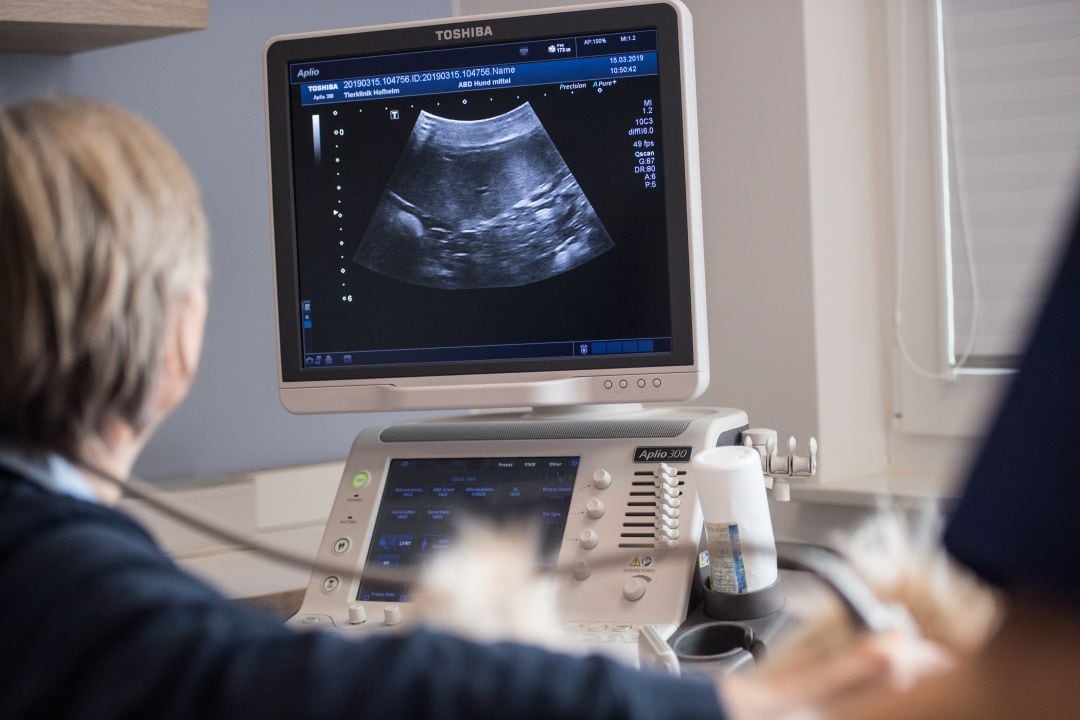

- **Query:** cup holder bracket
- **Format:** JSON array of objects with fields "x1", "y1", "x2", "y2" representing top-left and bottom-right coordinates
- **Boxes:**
[{"x1": 671, "y1": 621, "x2": 754, "y2": 662}]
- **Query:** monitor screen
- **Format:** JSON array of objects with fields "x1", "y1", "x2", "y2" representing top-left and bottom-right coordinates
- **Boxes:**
[{"x1": 265, "y1": 1, "x2": 707, "y2": 413}]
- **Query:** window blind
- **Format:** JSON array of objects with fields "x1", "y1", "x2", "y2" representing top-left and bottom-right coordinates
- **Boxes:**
[{"x1": 941, "y1": 0, "x2": 1080, "y2": 368}]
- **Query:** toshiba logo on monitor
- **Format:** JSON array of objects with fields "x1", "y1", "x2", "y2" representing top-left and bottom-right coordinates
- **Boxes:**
[{"x1": 435, "y1": 25, "x2": 493, "y2": 41}]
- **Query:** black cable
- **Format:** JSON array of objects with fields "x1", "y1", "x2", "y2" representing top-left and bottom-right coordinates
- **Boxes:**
[
  {"x1": 776, "y1": 541, "x2": 910, "y2": 634},
  {"x1": 78, "y1": 460, "x2": 650, "y2": 585}
]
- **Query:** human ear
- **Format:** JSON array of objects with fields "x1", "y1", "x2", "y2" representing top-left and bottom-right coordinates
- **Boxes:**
[
  {"x1": 177, "y1": 285, "x2": 208, "y2": 381},
  {"x1": 156, "y1": 285, "x2": 208, "y2": 417}
]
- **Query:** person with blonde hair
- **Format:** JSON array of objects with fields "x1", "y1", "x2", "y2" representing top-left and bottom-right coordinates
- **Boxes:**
[{"x1": 0, "y1": 97, "x2": 943, "y2": 720}]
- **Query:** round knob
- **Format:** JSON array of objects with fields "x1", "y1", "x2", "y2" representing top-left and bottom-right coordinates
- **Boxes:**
[
  {"x1": 383, "y1": 605, "x2": 402, "y2": 626},
  {"x1": 579, "y1": 528, "x2": 600, "y2": 550},
  {"x1": 348, "y1": 603, "x2": 367, "y2": 625},
  {"x1": 623, "y1": 577, "x2": 647, "y2": 601},
  {"x1": 585, "y1": 498, "x2": 606, "y2": 519},
  {"x1": 658, "y1": 537, "x2": 680, "y2": 550},
  {"x1": 571, "y1": 558, "x2": 592, "y2": 580},
  {"x1": 592, "y1": 469, "x2": 613, "y2": 489}
]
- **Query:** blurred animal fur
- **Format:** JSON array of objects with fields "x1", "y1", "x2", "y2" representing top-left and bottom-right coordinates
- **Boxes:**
[
  {"x1": 411, "y1": 512, "x2": 1001, "y2": 664},
  {"x1": 758, "y1": 511, "x2": 1001, "y2": 674},
  {"x1": 410, "y1": 522, "x2": 573, "y2": 652}
]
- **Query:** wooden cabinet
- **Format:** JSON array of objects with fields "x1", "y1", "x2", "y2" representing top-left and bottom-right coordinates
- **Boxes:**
[{"x1": 0, "y1": 0, "x2": 208, "y2": 54}]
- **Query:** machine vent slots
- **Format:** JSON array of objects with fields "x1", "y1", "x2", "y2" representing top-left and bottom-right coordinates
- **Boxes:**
[{"x1": 380, "y1": 420, "x2": 692, "y2": 443}]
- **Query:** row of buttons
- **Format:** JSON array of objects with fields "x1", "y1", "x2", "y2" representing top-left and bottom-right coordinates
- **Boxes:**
[
  {"x1": 575, "y1": 469, "x2": 613, "y2": 555},
  {"x1": 603, "y1": 377, "x2": 663, "y2": 390},
  {"x1": 344, "y1": 603, "x2": 401, "y2": 626},
  {"x1": 302, "y1": 604, "x2": 402, "y2": 628},
  {"x1": 564, "y1": 622, "x2": 640, "y2": 644},
  {"x1": 326, "y1": 472, "x2": 369, "y2": 570},
  {"x1": 654, "y1": 464, "x2": 681, "y2": 549},
  {"x1": 565, "y1": 622, "x2": 636, "y2": 633},
  {"x1": 578, "y1": 468, "x2": 651, "y2": 601}
]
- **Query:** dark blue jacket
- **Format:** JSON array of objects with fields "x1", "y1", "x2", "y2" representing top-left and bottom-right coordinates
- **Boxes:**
[
  {"x1": 0, "y1": 473, "x2": 722, "y2": 719},
  {"x1": 946, "y1": 199, "x2": 1080, "y2": 605}
]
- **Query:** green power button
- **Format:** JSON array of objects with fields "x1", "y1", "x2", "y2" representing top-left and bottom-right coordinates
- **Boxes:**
[{"x1": 351, "y1": 471, "x2": 371, "y2": 489}]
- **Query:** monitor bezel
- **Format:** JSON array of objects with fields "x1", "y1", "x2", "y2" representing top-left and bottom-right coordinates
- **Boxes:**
[{"x1": 265, "y1": 1, "x2": 706, "y2": 410}]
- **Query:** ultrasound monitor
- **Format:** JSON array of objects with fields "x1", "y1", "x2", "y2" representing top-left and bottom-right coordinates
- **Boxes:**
[{"x1": 264, "y1": 0, "x2": 707, "y2": 413}]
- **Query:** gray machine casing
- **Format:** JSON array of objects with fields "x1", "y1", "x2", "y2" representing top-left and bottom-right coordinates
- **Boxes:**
[{"x1": 289, "y1": 406, "x2": 747, "y2": 657}]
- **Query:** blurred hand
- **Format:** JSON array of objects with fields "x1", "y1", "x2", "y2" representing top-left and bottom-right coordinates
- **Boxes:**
[{"x1": 718, "y1": 631, "x2": 954, "y2": 720}]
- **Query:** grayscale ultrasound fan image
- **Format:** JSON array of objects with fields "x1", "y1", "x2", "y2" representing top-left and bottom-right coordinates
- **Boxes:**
[{"x1": 353, "y1": 103, "x2": 614, "y2": 290}]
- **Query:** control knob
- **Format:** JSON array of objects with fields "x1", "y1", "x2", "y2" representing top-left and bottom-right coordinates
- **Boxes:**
[
  {"x1": 348, "y1": 603, "x2": 367, "y2": 625},
  {"x1": 592, "y1": 469, "x2": 613, "y2": 490},
  {"x1": 623, "y1": 577, "x2": 648, "y2": 602},
  {"x1": 383, "y1": 605, "x2": 402, "y2": 626},
  {"x1": 579, "y1": 528, "x2": 600, "y2": 550},
  {"x1": 585, "y1": 498, "x2": 606, "y2": 519},
  {"x1": 571, "y1": 559, "x2": 592, "y2": 581}
]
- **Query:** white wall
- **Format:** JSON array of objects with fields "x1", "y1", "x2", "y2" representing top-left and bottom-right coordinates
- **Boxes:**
[
  {"x1": 802, "y1": 0, "x2": 891, "y2": 483},
  {"x1": 678, "y1": 1, "x2": 820, "y2": 443}
]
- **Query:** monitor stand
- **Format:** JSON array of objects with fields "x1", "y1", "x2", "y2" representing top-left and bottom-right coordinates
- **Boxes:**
[
  {"x1": 513, "y1": 403, "x2": 647, "y2": 419},
  {"x1": 452, "y1": 403, "x2": 746, "y2": 431},
  {"x1": 391, "y1": 405, "x2": 751, "y2": 467}
]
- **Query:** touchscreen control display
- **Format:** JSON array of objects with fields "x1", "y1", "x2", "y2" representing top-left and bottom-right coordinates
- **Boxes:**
[{"x1": 357, "y1": 456, "x2": 578, "y2": 602}]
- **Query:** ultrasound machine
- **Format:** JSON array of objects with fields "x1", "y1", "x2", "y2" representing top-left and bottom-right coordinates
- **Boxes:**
[{"x1": 263, "y1": 0, "x2": 787, "y2": 669}]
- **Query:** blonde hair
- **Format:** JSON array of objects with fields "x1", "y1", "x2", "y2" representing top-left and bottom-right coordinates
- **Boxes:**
[{"x1": 0, "y1": 97, "x2": 209, "y2": 459}]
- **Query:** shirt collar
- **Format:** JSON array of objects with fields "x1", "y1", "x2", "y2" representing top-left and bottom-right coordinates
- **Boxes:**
[{"x1": 0, "y1": 445, "x2": 100, "y2": 504}]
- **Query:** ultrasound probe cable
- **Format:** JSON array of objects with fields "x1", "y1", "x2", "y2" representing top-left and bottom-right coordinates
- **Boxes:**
[{"x1": 77, "y1": 459, "x2": 648, "y2": 585}]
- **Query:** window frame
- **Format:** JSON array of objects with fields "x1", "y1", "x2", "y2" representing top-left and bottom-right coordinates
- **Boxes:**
[{"x1": 886, "y1": 0, "x2": 1011, "y2": 439}]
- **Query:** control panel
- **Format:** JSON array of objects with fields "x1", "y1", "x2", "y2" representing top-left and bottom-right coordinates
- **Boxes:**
[{"x1": 288, "y1": 406, "x2": 748, "y2": 661}]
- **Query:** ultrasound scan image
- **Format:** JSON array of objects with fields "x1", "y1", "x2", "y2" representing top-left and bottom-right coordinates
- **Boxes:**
[{"x1": 354, "y1": 103, "x2": 614, "y2": 290}]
